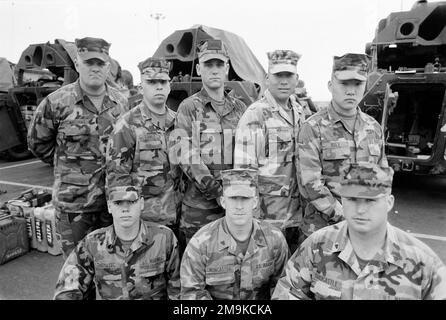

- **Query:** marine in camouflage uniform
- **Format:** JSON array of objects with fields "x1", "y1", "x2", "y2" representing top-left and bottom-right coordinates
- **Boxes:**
[
  {"x1": 297, "y1": 53, "x2": 387, "y2": 239},
  {"x1": 173, "y1": 40, "x2": 247, "y2": 249},
  {"x1": 234, "y1": 50, "x2": 305, "y2": 253},
  {"x1": 273, "y1": 163, "x2": 446, "y2": 300},
  {"x1": 27, "y1": 37, "x2": 129, "y2": 258},
  {"x1": 180, "y1": 169, "x2": 289, "y2": 300},
  {"x1": 54, "y1": 186, "x2": 181, "y2": 300},
  {"x1": 106, "y1": 57, "x2": 181, "y2": 232}
]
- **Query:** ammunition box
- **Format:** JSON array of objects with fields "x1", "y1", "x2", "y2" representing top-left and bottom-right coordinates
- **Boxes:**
[{"x1": 0, "y1": 217, "x2": 29, "y2": 265}]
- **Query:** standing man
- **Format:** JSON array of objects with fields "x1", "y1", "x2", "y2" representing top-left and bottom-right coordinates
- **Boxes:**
[
  {"x1": 272, "y1": 163, "x2": 446, "y2": 300},
  {"x1": 28, "y1": 37, "x2": 129, "y2": 258},
  {"x1": 234, "y1": 50, "x2": 306, "y2": 254},
  {"x1": 54, "y1": 186, "x2": 180, "y2": 300},
  {"x1": 173, "y1": 39, "x2": 247, "y2": 250},
  {"x1": 181, "y1": 169, "x2": 289, "y2": 300},
  {"x1": 297, "y1": 53, "x2": 387, "y2": 241},
  {"x1": 107, "y1": 57, "x2": 181, "y2": 234}
]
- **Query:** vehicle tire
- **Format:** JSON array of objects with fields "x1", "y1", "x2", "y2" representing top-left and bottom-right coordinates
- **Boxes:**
[{"x1": 6, "y1": 144, "x2": 32, "y2": 161}]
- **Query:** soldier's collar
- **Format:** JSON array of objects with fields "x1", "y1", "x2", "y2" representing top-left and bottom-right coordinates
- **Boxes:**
[
  {"x1": 73, "y1": 79, "x2": 119, "y2": 105},
  {"x1": 105, "y1": 221, "x2": 153, "y2": 253},
  {"x1": 382, "y1": 223, "x2": 407, "y2": 269},
  {"x1": 328, "y1": 102, "x2": 361, "y2": 123},
  {"x1": 217, "y1": 218, "x2": 267, "y2": 252},
  {"x1": 200, "y1": 87, "x2": 226, "y2": 103},
  {"x1": 140, "y1": 101, "x2": 154, "y2": 121},
  {"x1": 217, "y1": 219, "x2": 234, "y2": 251},
  {"x1": 104, "y1": 82, "x2": 119, "y2": 104},
  {"x1": 140, "y1": 101, "x2": 176, "y2": 128},
  {"x1": 250, "y1": 219, "x2": 268, "y2": 248},
  {"x1": 263, "y1": 89, "x2": 290, "y2": 112},
  {"x1": 200, "y1": 87, "x2": 235, "y2": 115},
  {"x1": 357, "y1": 108, "x2": 372, "y2": 123},
  {"x1": 73, "y1": 80, "x2": 84, "y2": 104},
  {"x1": 329, "y1": 221, "x2": 350, "y2": 253},
  {"x1": 105, "y1": 225, "x2": 119, "y2": 252},
  {"x1": 135, "y1": 221, "x2": 155, "y2": 247},
  {"x1": 264, "y1": 89, "x2": 300, "y2": 127},
  {"x1": 335, "y1": 222, "x2": 406, "y2": 270}
]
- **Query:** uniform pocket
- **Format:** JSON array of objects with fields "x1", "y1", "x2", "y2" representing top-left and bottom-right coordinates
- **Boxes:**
[
  {"x1": 95, "y1": 264, "x2": 122, "y2": 297},
  {"x1": 322, "y1": 141, "x2": 350, "y2": 160},
  {"x1": 141, "y1": 265, "x2": 165, "y2": 278},
  {"x1": 139, "y1": 138, "x2": 166, "y2": 171},
  {"x1": 368, "y1": 142, "x2": 381, "y2": 156},
  {"x1": 268, "y1": 127, "x2": 294, "y2": 163},
  {"x1": 252, "y1": 260, "x2": 275, "y2": 284},
  {"x1": 59, "y1": 119, "x2": 100, "y2": 160},
  {"x1": 57, "y1": 171, "x2": 94, "y2": 203},
  {"x1": 310, "y1": 277, "x2": 342, "y2": 300},
  {"x1": 205, "y1": 271, "x2": 235, "y2": 286},
  {"x1": 200, "y1": 126, "x2": 223, "y2": 165},
  {"x1": 59, "y1": 172, "x2": 93, "y2": 186}
]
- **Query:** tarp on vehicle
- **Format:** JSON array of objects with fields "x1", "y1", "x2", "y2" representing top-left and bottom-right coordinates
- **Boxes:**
[
  {"x1": 0, "y1": 57, "x2": 16, "y2": 92},
  {"x1": 55, "y1": 39, "x2": 78, "y2": 64},
  {"x1": 153, "y1": 25, "x2": 266, "y2": 93}
]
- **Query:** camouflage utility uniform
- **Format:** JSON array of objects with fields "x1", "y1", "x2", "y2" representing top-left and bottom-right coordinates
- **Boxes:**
[
  {"x1": 28, "y1": 79, "x2": 128, "y2": 255},
  {"x1": 181, "y1": 218, "x2": 289, "y2": 300},
  {"x1": 272, "y1": 221, "x2": 446, "y2": 300},
  {"x1": 174, "y1": 88, "x2": 246, "y2": 244},
  {"x1": 234, "y1": 89, "x2": 305, "y2": 230},
  {"x1": 107, "y1": 103, "x2": 180, "y2": 229},
  {"x1": 235, "y1": 50, "x2": 305, "y2": 253},
  {"x1": 297, "y1": 53, "x2": 387, "y2": 238},
  {"x1": 298, "y1": 105, "x2": 387, "y2": 236},
  {"x1": 54, "y1": 221, "x2": 180, "y2": 300}
]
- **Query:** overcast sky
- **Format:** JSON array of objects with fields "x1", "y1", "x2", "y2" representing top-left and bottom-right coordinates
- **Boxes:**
[{"x1": 1, "y1": 0, "x2": 418, "y2": 101}]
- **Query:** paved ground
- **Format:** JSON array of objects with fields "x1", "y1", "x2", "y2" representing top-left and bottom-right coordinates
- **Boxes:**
[
  {"x1": 0, "y1": 157, "x2": 445, "y2": 299},
  {"x1": 0, "y1": 158, "x2": 60, "y2": 300}
]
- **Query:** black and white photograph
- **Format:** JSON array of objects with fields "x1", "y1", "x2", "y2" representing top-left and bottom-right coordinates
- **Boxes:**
[{"x1": 0, "y1": 0, "x2": 445, "y2": 306}]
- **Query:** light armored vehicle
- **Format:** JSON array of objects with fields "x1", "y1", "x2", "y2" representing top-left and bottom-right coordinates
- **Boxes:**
[{"x1": 360, "y1": 0, "x2": 446, "y2": 174}]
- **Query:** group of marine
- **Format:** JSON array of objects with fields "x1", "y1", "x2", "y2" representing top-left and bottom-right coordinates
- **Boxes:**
[{"x1": 26, "y1": 36, "x2": 446, "y2": 300}]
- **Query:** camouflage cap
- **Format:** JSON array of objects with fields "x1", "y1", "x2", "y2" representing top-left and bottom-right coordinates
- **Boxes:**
[
  {"x1": 107, "y1": 186, "x2": 140, "y2": 202},
  {"x1": 267, "y1": 50, "x2": 301, "y2": 74},
  {"x1": 221, "y1": 169, "x2": 258, "y2": 198},
  {"x1": 332, "y1": 53, "x2": 370, "y2": 81},
  {"x1": 75, "y1": 37, "x2": 111, "y2": 62},
  {"x1": 339, "y1": 163, "x2": 394, "y2": 199},
  {"x1": 197, "y1": 39, "x2": 229, "y2": 63},
  {"x1": 138, "y1": 57, "x2": 171, "y2": 80}
]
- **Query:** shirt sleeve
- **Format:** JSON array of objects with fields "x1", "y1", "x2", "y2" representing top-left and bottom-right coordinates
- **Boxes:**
[
  {"x1": 106, "y1": 117, "x2": 138, "y2": 188},
  {"x1": 27, "y1": 97, "x2": 57, "y2": 164},
  {"x1": 180, "y1": 236, "x2": 213, "y2": 300},
  {"x1": 173, "y1": 100, "x2": 222, "y2": 200},
  {"x1": 234, "y1": 106, "x2": 265, "y2": 170},
  {"x1": 269, "y1": 229, "x2": 290, "y2": 297},
  {"x1": 53, "y1": 238, "x2": 94, "y2": 300},
  {"x1": 271, "y1": 237, "x2": 315, "y2": 300},
  {"x1": 165, "y1": 230, "x2": 181, "y2": 300},
  {"x1": 297, "y1": 121, "x2": 343, "y2": 222},
  {"x1": 422, "y1": 252, "x2": 446, "y2": 300}
]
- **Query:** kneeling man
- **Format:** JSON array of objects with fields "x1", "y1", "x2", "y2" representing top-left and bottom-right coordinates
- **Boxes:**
[
  {"x1": 54, "y1": 186, "x2": 180, "y2": 300},
  {"x1": 181, "y1": 169, "x2": 289, "y2": 300},
  {"x1": 273, "y1": 163, "x2": 446, "y2": 300}
]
